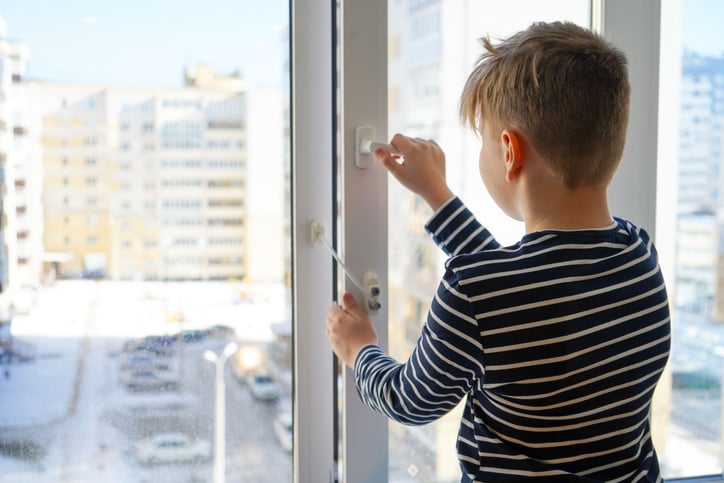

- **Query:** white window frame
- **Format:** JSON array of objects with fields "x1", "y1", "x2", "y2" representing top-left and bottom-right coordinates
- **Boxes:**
[
  {"x1": 339, "y1": 0, "x2": 390, "y2": 482},
  {"x1": 292, "y1": 0, "x2": 724, "y2": 481},
  {"x1": 596, "y1": 0, "x2": 661, "y2": 235},
  {"x1": 291, "y1": 0, "x2": 336, "y2": 481}
]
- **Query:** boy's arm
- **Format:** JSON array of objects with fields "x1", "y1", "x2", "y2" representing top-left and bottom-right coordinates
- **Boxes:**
[
  {"x1": 353, "y1": 266, "x2": 483, "y2": 425},
  {"x1": 425, "y1": 196, "x2": 500, "y2": 256}
]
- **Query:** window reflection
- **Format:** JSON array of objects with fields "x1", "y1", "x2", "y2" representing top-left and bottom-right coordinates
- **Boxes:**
[{"x1": 659, "y1": 0, "x2": 724, "y2": 475}]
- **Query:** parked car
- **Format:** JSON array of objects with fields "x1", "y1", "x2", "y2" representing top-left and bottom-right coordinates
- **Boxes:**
[
  {"x1": 207, "y1": 324, "x2": 236, "y2": 340},
  {"x1": 120, "y1": 369, "x2": 178, "y2": 392},
  {"x1": 120, "y1": 353, "x2": 172, "y2": 372},
  {"x1": 134, "y1": 432, "x2": 211, "y2": 465},
  {"x1": 245, "y1": 373, "x2": 281, "y2": 401},
  {"x1": 125, "y1": 342, "x2": 174, "y2": 358},
  {"x1": 121, "y1": 339, "x2": 175, "y2": 358},
  {"x1": 178, "y1": 329, "x2": 207, "y2": 343},
  {"x1": 108, "y1": 392, "x2": 198, "y2": 432},
  {"x1": 273, "y1": 410, "x2": 292, "y2": 452}
]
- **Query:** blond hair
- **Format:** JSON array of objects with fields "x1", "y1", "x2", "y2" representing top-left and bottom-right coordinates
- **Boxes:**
[{"x1": 460, "y1": 22, "x2": 630, "y2": 188}]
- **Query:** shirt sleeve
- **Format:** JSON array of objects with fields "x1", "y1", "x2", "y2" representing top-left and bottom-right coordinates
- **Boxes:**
[
  {"x1": 425, "y1": 196, "x2": 500, "y2": 256},
  {"x1": 353, "y1": 265, "x2": 484, "y2": 426}
]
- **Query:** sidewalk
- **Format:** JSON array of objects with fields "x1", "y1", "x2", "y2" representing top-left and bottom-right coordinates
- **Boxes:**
[
  {"x1": 0, "y1": 335, "x2": 82, "y2": 431},
  {"x1": 0, "y1": 282, "x2": 94, "y2": 432}
]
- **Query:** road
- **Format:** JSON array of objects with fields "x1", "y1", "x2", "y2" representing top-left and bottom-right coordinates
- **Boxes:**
[{"x1": 0, "y1": 280, "x2": 293, "y2": 483}]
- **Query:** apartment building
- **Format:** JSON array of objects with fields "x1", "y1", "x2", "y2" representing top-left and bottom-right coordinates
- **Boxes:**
[
  {"x1": 0, "y1": 16, "x2": 42, "y2": 319},
  {"x1": 31, "y1": 67, "x2": 286, "y2": 283},
  {"x1": 676, "y1": 54, "x2": 724, "y2": 322}
]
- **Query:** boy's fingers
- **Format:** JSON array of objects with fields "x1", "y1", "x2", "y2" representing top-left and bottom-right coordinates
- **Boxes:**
[
  {"x1": 342, "y1": 291, "x2": 361, "y2": 314},
  {"x1": 390, "y1": 133, "x2": 416, "y2": 153},
  {"x1": 375, "y1": 148, "x2": 403, "y2": 176},
  {"x1": 327, "y1": 303, "x2": 344, "y2": 323}
]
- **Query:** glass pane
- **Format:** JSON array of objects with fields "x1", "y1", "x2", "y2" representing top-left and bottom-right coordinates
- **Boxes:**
[
  {"x1": 386, "y1": 2, "x2": 592, "y2": 481},
  {"x1": 0, "y1": 3, "x2": 292, "y2": 482},
  {"x1": 657, "y1": 0, "x2": 724, "y2": 477}
]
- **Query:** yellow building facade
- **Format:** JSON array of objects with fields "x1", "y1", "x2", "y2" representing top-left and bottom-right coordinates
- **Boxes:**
[{"x1": 32, "y1": 75, "x2": 264, "y2": 282}]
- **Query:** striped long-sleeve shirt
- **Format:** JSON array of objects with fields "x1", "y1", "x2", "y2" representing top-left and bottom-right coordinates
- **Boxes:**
[{"x1": 355, "y1": 196, "x2": 671, "y2": 482}]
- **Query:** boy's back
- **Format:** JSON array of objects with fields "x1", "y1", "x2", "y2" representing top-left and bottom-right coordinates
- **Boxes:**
[{"x1": 403, "y1": 197, "x2": 670, "y2": 480}]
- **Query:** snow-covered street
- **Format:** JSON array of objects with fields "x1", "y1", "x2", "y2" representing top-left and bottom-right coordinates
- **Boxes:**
[{"x1": 0, "y1": 280, "x2": 292, "y2": 482}]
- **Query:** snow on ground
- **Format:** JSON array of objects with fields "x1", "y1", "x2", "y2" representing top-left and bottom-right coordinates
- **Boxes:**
[
  {"x1": 0, "y1": 281, "x2": 94, "y2": 428},
  {"x1": 0, "y1": 342, "x2": 78, "y2": 427},
  {"x1": 0, "y1": 279, "x2": 289, "y2": 429},
  {"x1": 1, "y1": 279, "x2": 292, "y2": 483}
]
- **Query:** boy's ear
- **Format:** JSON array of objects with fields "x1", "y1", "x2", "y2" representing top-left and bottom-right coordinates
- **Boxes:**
[{"x1": 501, "y1": 129, "x2": 523, "y2": 182}]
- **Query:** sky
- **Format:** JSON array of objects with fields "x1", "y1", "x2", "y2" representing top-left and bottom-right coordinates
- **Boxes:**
[
  {"x1": 681, "y1": 0, "x2": 724, "y2": 57},
  {"x1": 0, "y1": 0, "x2": 288, "y2": 88},
  {"x1": 0, "y1": 0, "x2": 722, "y2": 89}
]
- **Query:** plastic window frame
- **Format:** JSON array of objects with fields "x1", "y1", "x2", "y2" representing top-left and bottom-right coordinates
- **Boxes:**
[
  {"x1": 291, "y1": 0, "x2": 336, "y2": 481},
  {"x1": 291, "y1": 0, "x2": 724, "y2": 481}
]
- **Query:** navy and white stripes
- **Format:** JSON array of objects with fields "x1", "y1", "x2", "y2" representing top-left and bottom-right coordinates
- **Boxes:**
[{"x1": 354, "y1": 196, "x2": 670, "y2": 482}]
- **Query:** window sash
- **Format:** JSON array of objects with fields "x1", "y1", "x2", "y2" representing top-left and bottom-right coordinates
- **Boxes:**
[
  {"x1": 291, "y1": 0, "x2": 336, "y2": 481},
  {"x1": 339, "y1": 0, "x2": 390, "y2": 482},
  {"x1": 291, "y1": 0, "x2": 724, "y2": 481}
]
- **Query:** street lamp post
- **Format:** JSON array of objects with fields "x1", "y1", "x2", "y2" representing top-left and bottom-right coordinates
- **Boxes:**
[{"x1": 203, "y1": 342, "x2": 238, "y2": 483}]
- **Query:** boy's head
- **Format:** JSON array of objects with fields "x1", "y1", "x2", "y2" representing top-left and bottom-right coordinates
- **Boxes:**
[{"x1": 460, "y1": 21, "x2": 630, "y2": 189}]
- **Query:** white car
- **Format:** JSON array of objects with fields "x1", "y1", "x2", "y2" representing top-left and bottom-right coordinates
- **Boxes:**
[
  {"x1": 273, "y1": 410, "x2": 293, "y2": 452},
  {"x1": 246, "y1": 373, "x2": 281, "y2": 401},
  {"x1": 134, "y1": 433, "x2": 212, "y2": 465},
  {"x1": 119, "y1": 369, "x2": 178, "y2": 391}
]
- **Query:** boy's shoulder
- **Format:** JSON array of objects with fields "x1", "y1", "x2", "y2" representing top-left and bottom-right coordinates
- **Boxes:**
[
  {"x1": 444, "y1": 216, "x2": 654, "y2": 276},
  {"x1": 612, "y1": 216, "x2": 652, "y2": 244}
]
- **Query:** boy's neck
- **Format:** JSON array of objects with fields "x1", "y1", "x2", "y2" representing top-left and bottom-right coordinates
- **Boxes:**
[{"x1": 523, "y1": 183, "x2": 613, "y2": 234}]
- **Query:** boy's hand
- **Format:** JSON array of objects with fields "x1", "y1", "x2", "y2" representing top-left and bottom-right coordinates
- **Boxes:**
[
  {"x1": 325, "y1": 292, "x2": 378, "y2": 369},
  {"x1": 375, "y1": 133, "x2": 454, "y2": 211}
]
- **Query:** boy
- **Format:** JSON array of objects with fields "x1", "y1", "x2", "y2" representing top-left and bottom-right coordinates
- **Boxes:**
[{"x1": 325, "y1": 21, "x2": 670, "y2": 481}]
